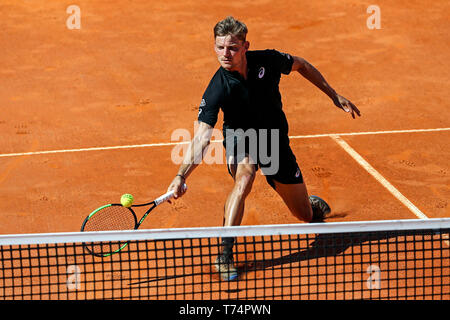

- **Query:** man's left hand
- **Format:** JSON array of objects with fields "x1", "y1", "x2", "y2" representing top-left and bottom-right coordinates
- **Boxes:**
[{"x1": 333, "y1": 94, "x2": 361, "y2": 119}]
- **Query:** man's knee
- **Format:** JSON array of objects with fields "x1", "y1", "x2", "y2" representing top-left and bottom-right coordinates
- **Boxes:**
[{"x1": 234, "y1": 168, "x2": 256, "y2": 197}]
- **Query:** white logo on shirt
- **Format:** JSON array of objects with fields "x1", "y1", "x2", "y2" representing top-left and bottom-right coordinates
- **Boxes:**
[
  {"x1": 258, "y1": 67, "x2": 265, "y2": 79},
  {"x1": 280, "y1": 52, "x2": 291, "y2": 60},
  {"x1": 198, "y1": 99, "x2": 206, "y2": 116}
]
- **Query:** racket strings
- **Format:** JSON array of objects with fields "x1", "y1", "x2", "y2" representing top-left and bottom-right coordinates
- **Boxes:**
[
  {"x1": 83, "y1": 205, "x2": 137, "y2": 256},
  {"x1": 84, "y1": 205, "x2": 136, "y2": 231}
]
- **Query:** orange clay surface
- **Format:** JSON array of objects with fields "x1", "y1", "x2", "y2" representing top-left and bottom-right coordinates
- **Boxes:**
[
  {"x1": 0, "y1": 1, "x2": 449, "y2": 233},
  {"x1": 0, "y1": 0, "x2": 449, "y2": 301}
]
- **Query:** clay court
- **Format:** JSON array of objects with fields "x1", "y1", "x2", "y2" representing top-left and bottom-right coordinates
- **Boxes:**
[
  {"x1": 0, "y1": 0, "x2": 448, "y2": 301},
  {"x1": 1, "y1": 0, "x2": 448, "y2": 233}
]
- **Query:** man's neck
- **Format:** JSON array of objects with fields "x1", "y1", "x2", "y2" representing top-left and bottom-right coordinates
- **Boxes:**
[{"x1": 234, "y1": 58, "x2": 248, "y2": 80}]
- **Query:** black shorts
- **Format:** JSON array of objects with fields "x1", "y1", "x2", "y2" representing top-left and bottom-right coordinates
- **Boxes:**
[{"x1": 223, "y1": 128, "x2": 304, "y2": 189}]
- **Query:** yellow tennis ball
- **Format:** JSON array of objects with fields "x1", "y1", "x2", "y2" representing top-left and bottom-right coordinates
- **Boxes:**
[{"x1": 120, "y1": 194, "x2": 134, "y2": 208}]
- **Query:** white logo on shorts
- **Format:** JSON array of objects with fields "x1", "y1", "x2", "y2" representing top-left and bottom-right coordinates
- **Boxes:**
[
  {"x1": 295, "y1": 168, "x2": 301, "y2": 178},
  {"x1": 258, "y1": 67, "x2": 265, "y2": 79}
]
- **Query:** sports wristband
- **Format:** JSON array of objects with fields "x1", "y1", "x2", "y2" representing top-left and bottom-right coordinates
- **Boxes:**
[{"x1": 176, "y1": 174, "x2": 186, "y2": 181}]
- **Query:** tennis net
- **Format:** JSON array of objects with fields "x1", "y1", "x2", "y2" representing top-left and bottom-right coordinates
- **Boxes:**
[{"x1": 0, "y1": 218, "x2": 448, "y2": 300}]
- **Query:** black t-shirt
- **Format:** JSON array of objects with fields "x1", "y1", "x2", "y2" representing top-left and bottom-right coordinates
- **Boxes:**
[{"x1": 197, "y1": 49, "x2": 294, "y2": 135}]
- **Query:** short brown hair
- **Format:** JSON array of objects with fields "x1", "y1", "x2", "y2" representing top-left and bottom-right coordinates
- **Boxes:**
[{"x1": 213, "y1": 16, "x2": 248, "y2": 41}]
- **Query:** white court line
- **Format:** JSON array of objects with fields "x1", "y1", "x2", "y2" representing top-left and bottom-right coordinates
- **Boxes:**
[
  {"x1": 331, "y1": 135, "x2": 450, "y2": 247},
  {"x1": 0, "y1": 141, "x2": 190, "y2": 158},
  {"x1": 290, "y1": 127, "x2": 450, "y2": 139},
  {"x1": 0, "y1": 127, "x2": 449, "y2": 158},
  {"x1": 330, "y1": 134, "x2": 429, "y2": 220}
]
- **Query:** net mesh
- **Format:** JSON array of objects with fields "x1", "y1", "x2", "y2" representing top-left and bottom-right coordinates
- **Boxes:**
[{"x1": 0, "y1": 219, "x2": 449, "y2": 300}]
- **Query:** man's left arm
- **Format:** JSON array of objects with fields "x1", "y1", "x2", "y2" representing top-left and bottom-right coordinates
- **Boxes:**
[{"x1": 291, "y1": 55, "x2": 361, "y2": 119}]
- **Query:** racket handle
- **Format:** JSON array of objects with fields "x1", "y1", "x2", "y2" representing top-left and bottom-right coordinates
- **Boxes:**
[{"x1": 155, "y1": 184, "x2": 187, "y2": 205}]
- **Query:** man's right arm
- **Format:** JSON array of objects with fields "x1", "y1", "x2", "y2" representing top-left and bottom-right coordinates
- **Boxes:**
[
  {"x1": 167, "y1": 121, "x2": 214, "y2": 198},
  {"x1": 168, "y1": 69, "x2": 223, "y2": 198}
]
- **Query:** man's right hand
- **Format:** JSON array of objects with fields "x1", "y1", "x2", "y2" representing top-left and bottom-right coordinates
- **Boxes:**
[{"x1": 167, "y1": 175, "x2": 187, "y2": 199}]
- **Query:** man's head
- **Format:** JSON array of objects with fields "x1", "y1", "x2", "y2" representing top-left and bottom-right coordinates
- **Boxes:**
[{"x1": 213, "y1": 16, "x2": 249, "y2": 72}]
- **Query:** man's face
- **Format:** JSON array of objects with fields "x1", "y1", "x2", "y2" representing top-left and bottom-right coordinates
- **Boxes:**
[{"x1": 214, "y1": 35, "x2": 249, "y2": 71}]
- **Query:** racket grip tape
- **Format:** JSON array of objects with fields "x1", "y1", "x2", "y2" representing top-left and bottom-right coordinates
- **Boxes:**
[{"x1": 155, "y1": 184, "x2": 187, "y2": 205}]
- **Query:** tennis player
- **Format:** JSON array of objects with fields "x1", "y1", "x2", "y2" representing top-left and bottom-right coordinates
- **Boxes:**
[{"x1": 167, "y1": 16, "x2": 360, "y2": 280}]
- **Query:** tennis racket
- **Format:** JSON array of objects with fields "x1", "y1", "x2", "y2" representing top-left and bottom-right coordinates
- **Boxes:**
[{"x1": 81, "y1": 184, "x2": 186, "y2": 257}]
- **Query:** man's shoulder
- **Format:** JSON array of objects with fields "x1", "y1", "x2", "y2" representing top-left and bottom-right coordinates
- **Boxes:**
[
  {"x1": 247, "y1": 49, "x2": 280, "y2": 59},
  {"x1": 247, "y1": 49, "x2": 293, "y2": 75},
  {"x1": 206, "y1": 67, "x2": 226, "y2": 88},
  {"x1": 208, "y1": 67, "x2": 228, "y2": 83},
  {"x1": 203, "y1": 67, "x2": 228, "y2": 101},
  {"x1": 207, "y1": 67, "x2": 242, "y2": 91},
  {"x1": 247, "y1": 49, "x2": 291, "y2": 66}
]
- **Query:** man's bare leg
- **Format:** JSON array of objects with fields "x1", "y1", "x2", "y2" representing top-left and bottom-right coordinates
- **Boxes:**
[
  {"x1": 216, "y1": 157, "x2": 256, "y2": 281},
  {"x1": 223, "y1": 159, "x2": 256, "y2": 226},
  {"x1": 271, "y1": 180, "x2": 330, "y2": 222}
]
